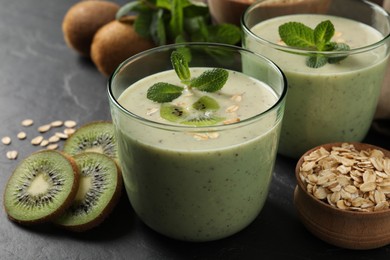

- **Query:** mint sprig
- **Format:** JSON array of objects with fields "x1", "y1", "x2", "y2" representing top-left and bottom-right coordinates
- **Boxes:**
[
  {"x1": 279, "y1": 20, "x2": 350, "y2": 68},
  {"x1": 146, "y1": 51, "x2": 228, "y2": 103},
  {"x1": 116, "y1": 0, "x2": 241, "y2": 46}
]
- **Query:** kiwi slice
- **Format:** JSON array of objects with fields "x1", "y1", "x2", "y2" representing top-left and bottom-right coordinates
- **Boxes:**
[
  {"x1": 160, "y1": 96, "x2": 225, "y2": 126},
  {"x1": 54, "y1": 152, "x2": 122, "y2": 231},
  {"x1": 160, "y1": 103, "x2": 189, "y2": 123},
  {"x1": 63, "y1": 121, "x2": 118, "y2": 161},
  {"x1": 192, "y1": 96, "x2": 220, "y2": 111},
  {"x1": 3, "y1": 150, "x2": 79, "y2": 224}
]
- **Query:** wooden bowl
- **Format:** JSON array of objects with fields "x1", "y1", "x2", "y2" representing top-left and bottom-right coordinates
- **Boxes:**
[
  {"x1": 208, "y1": 0, "x2": 332, "y2": 26},
  {"x1": 294, "y1": 142, "x2": 390, "y2": 249}
]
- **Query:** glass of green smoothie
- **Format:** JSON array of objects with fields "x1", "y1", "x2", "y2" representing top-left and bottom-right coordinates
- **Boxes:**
[
  {"x1": 242, "y1": 0, "x2": 390, "y2": 158},
  {"x1": 107, "y1": 43, "x2": 287, "y2": 241}
]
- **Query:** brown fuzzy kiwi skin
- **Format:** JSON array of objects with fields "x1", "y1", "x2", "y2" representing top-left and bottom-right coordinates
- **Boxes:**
[
  {"x1": 57, "y1": 153, "x2": 123, "y2": 232},
  {"x1": 62, "y1": 0, "x2": 120, "y2": 56},
  {"x1": 90, "y1": 16, "x2": 156, "y2": 77},
  {"x1": 3, "y1": 150, "x2": 80, "y2": 225}
]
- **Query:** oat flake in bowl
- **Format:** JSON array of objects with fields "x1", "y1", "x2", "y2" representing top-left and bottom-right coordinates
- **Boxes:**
[{"x1": 294, "y1": 142, "x2": 390, "y2": 250}]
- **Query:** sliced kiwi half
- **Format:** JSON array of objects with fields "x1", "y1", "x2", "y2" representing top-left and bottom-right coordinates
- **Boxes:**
[
  {"x1": 63, "y1": 121, "x2": 118, "y2": 161},
  {"x1": 54, "y1": 152, "x2": 122, "y2": 231},
  {"x1": 160, "y1": 95, "x2": 225, "y2": 126},
  {"x1": 3, "y1": 150, "x2": 79, "y2": 224}
]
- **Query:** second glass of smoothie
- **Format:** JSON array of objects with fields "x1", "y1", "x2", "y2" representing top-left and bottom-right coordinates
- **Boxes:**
[
  {"x1": 108, "y1": 43, "x2": 287, "y2": 242},
  {"x1": 242, "y1": 0, "x2": 390, "y2": 158}
]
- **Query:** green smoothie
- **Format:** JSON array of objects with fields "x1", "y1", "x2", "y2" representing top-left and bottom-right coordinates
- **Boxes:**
[
  {"x1": 114, "y1": 68, "x2": 283, "y2": 241},
  {"x1": 243, "y1": 14, "x2": 389, "y2": 158}
]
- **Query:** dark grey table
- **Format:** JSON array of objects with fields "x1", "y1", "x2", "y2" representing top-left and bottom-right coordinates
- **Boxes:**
[{"x1": 1, "y1": 0, "x2": 390, "y2": 259}]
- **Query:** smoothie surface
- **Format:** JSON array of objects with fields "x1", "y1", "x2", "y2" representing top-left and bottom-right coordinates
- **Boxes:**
[
  {"x1": 118, "y1": 68, "x2": 278, "y2": 126},
  {"x1": 250, "y1": 14, "x2": 385, "y2": 74}
]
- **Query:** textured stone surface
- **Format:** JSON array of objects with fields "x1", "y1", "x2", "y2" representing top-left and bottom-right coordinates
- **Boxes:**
[{"x1": 0, "y1": 0, "x2": 389, "y2": 259}]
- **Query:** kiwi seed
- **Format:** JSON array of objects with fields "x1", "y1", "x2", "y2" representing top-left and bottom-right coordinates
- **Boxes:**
[
  {"x1": 63, "y1": 121, "x2": 118, "y2": 162},
  {"x1": 3, "y1": 150, "x2": 80, "y2": 224},
  {"x1": 54, "y1": 152, "x2": 122, "y2": 231}
]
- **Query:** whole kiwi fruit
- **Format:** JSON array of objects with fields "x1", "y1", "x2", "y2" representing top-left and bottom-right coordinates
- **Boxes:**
[
  {"x1": 62, "y1": 0, "x2": 120, "y2": 56},
  {"x1": 90, "y1": 16, "x2": 156, "y2": 76}
]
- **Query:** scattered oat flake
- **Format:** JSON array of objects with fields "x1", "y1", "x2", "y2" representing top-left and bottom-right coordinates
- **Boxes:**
[
  {"x1": 51, "y1": 120, "x2": 63, "y2": 127},
  {"x1": 225, "y1": 105, "x2": 239, "y2": 113},
  {"x1": 17, "y1": 132, "x2": 27, "y2": 140},
  {"x1": 223, "y1": 118, "x2": 240, "y2": 125},
  {"x1": 55, "y1": 132, "x2": 68, "y2": 139},
  {"x1": 64, "y1": 128, "x2": 76, "y2": 135},
  {"x1": 21, "y1": 119, "x2": 34, "y2": 127},
  {"x1": 40, "y1": 140, "x2": 49, "y2": 147},
  {"x1": 2, "y1": 136, "x2": 11, "y2": 145},
  {"x1": 47, "y1": 144, "x2": 58, "y2": 150},
  {"x1": 38, "y1": 124, "x2": 51, "y2": 133},
  {"x1": 207, "y1": 132, "x2": 219, "y2": 139},
  {"x1": 192, "y1": 133, "x2": 209, "y2": 141},
  {"x1": 64, "y1": 120, "x2": 77, "y2": 128},
  {"x1": 31, "y1": 136, "x2": 44, "y2": 145},
  {"x1": 230, "y1": 93, "x2": 243, "y2": 102},
  {"x1": 48, "y1": 135, "x2": 60, "y2": 143},
  {"x1": 146, "y1": 107, "x2": 159, "y2": 116},
  {"x1": 6, "y1": 150, "x2": 18, "y2": 160}
]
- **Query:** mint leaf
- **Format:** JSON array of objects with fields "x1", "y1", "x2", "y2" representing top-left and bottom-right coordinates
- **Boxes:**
[
  {"x1": 169, "y1": 0, "x2": 184, "y2": 39},
  {"x1": 192, "y1": 18, "x2": 209, "y2": 41},
  {"x1": 208, "y1": 24, "x2": 242, "y2": 45},
  {"x1": 116, "y1": 2, "x2": 140, "y2": 20},
  {"x1": 279, "y1": 22, "x2": 315, "y2": 49},
  {"x1": 134, "y1": 11, "x2": 153, "y2": 38},
  {"x1": 150, "y1": 9, "x2": 167, "y2": 46},
  {"x1": 183, "y1": 1, "x2": 208, "y2": 17},
  {"x1": 314, "y1": 20, "x2": 334, "y2": 50},
  {"x1": 190, "y1": 68, "x2": 228, "y2": 92},
  {"x1": 147, "y1": 82, "x2": 184, "y2": 103},
  {"x1": 306, "y1": 55, "x2": 328, "y2": 68},
  {"x1": 156, "y1": 0, "x2": 172, "y2": 9},
  {"x1": 171, "y1": 51, "x2": 191, "y2": 82},
  {"x1": 328, "y1": 42, "x2": 350, "y2": 64}
]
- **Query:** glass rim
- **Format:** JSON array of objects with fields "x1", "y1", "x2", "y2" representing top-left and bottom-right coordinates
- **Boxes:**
[
  {"x1": 107, "y1": 42, "x2": 288, "y2": 131},
  {"x1": 241, "y1": 0, "x2": 390, "y2": 56}
]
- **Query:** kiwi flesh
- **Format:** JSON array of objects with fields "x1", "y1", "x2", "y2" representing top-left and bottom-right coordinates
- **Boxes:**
[
  {"x1": 54, "y1": 152, "x2": 122, "y2": 231},
  {"x1": 3, "y1": 150, "x2": 79, "y2": 224},
  {"x1": 63, "y1": 121, "x2": 118, "y2": 162},
  {"x1": 160, "y1": 96, "x2": 225, "y2": 126},
  {"x1": 192, "y1": 96, "x2": 220, "y2": 111}
]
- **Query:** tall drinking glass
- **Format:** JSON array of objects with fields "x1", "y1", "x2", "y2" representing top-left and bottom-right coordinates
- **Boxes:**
[
  {"x1": 108, "y1": 43, "x2": 287, "y2": 241},
  {"x1": 242, "y1": 0, "x2": 390, "y2": 158}
]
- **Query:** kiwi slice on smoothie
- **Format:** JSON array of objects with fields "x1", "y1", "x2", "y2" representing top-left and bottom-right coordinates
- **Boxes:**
[
  {"x1": 160, "y1": 96, "x2": 225, "y2": 126},
  {"x1": 54, "y1": 152, "x2": 122, "y2": 231},
  {"x1": 63, "y1": 121, "x2": 118, "y2": 161},
  {"x1": 3, "y1": 150, "x2": 80, "y2": 224}
]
